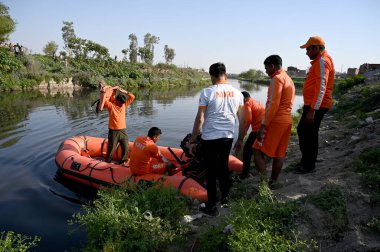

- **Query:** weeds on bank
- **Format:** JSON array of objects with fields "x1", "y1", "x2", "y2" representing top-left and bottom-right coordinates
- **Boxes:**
[
  {"x1": 70, "y1": 180, "x2": 190, "y2": 252},
  {"x1": 365, "y1": 217, "x2": 380, "y2": 234},
  {"x1": 198, "y1": 183, "x2": 317, "y2": 252},
  {"x1": 332, "y1": 81, "x2": 380, "y2": 120},
  {"x1": 0, "y1": 231, "x2": 40, "y2": 252},
  {"x1": 353, "y1": 146, "x2": 380, "y2": 204},
  {"x1": 307, "y1": 183, "x2": 348, "y2": 239}
]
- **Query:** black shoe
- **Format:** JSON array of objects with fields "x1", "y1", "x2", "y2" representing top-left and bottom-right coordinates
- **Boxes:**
[
  {"x1": 238, "y1": 172, "x2": 253, "y2": 180},
  {"x1": 294, "y1": 166, "x2": 315, "y2": 174},
  {"x1": 199, "y1": 205, "x2": 219, "y2": 217}
]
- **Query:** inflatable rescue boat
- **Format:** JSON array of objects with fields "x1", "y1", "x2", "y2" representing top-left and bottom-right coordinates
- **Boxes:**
[{"x1": 55, "y1": 136, "x2": 243, "y2": 202}]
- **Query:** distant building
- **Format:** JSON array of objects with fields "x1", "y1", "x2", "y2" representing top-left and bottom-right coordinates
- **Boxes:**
[
  {"x1": 286, "y1": 66, "x2": 306, "y2": 78},
  {"x1": 347, "y1": 68, "x2": 359, "y2": 77},
  {"x1": 359, "y1": 63, "x2": 380, "y2": 74}
]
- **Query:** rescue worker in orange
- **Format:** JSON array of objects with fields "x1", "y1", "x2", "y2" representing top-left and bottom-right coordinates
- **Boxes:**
[
  {"x1": 295, "y1": 36, "x2": 335, "y2": 174},
  {"x1": 100, "y1": 80, "x2": 135, "y2": 165},
  {"x1": 253, "y1": 55, "x2": 295, "y2": 185},
  {"x1": 130, "y1": 127, "x2": 175, "y2": 175},
  {"x1": 239, "y1": 91, "x2": 265, "y2": 179}
]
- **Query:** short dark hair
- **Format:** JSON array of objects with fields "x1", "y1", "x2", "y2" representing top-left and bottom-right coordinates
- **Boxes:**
[
  {"x1": 116, "y1": 93, "x2": 127, "y2": 103},
  {"x1": 209, "y1": 62, "x2": 226, "y2": 78},
  {"x1": 241, "y1": 91, "x2": 250, "y2": 98},
  {"x1": 263, "y1": 55, "x2": 282, "y2": 67},
  {"x1": 148, "y1": 127, "x2": 162, "y2": 138}
]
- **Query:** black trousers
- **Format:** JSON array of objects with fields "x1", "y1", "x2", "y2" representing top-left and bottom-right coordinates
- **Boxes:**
[
  {"x1": 242, "y1": 131, "x2": 257, "y2": 175},
  {"x1": 297, "y1": 105, "x2": 328, "y2": 170},
  {"x1": 202, "y1": 138, "x2": 233, "y2": 208},
  {"x1": 106, "y1": 129, "x2": 129, "y2": 163}
]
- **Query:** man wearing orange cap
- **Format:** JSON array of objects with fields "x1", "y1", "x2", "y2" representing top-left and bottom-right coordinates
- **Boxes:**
[
  {"x1": 253, "y1": 55, "x2": 295, "y2": 185},
  {"x1": 295, "y1": 36, "x2": 335, "y2": 174}
]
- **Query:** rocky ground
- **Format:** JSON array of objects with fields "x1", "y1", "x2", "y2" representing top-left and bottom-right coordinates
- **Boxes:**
[
  {"x1": 183, "y1": 112, "x2": 380, "y2": 251},
  {"x1": 279, "y1": 113, "x2": 380, "y2": 251}
]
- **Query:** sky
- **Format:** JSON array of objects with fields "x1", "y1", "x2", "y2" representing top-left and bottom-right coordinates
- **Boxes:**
[{"x1": 3, "y1": 0, "x2": 380, "y2": 73}]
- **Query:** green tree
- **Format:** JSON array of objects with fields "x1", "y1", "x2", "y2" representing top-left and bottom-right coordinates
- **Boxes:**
[
  {"x1": 61, "y1": 21, "x2": 76, "y2": 57},
  {"x1": 164, "y1": 45, "x2": 175, "y2": 64},
  {"x1": 43, "y1": 41, "x2": 58, "y2": 57},
  {"x1": 121, "y1": 48, "x2": 128, "y2": 61},
  {"x1": 238, "y1": 69, "x2": 265, "y2": 80},
  {"x1": 128, "y1": 33, "x2": 138, "y2": 63},
  {"x1": 0, "y1": 3, "x2": 16, "y2": 42},
  {"x1": 139, "y1": 33, "x2": 159, "y2": 64}
]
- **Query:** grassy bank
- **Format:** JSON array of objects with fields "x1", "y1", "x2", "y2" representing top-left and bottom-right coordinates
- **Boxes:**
[{"x1": 0, "y1": 47, "x2": 209, "y2": 91}]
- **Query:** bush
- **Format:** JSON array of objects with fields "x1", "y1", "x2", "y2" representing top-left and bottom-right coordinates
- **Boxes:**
[
  {"x1": 0, "y1": 231, "x2": 40, "y2": 252},
  {"x1": 334, "y1": 75, "x2": 365, "y2": 97},
  {"x1": 70, "y1": 180, "x2": 190, "y2": 252},
  {"x1": 0, "y1": 47, "x2": 22, "y2": 73}
]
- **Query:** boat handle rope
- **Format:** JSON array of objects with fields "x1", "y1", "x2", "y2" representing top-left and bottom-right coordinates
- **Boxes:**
[
  {"x1": 67, "y1": 138, "x2": 81, "y2": 151},
  {"x1": 177, "y1": 177, "x2": 190, "y2": 193}
]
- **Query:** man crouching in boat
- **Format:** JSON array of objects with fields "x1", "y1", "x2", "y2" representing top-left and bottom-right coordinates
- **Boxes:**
[
  {"x1": 100, "y1": 80, "x2": 135, "y2": 165},
  {"x1": 130, "y1": 127, "x2": 175, "y2": 175}
]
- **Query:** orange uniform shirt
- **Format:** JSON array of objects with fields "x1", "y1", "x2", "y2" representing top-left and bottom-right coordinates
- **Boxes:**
[
  {"x1": 244, "y1": 98, "x2": 265, "y2": 133},
  {"x1": 104, "y1": 93, "x2": 135, "y2": 130},
  {"x1": 303, "y1": 50, "x2": 335, "y2": 110},
  {"x1": 130, "y1": 136, "x2": 163, "y2": 175},
  {"x1": 261, "y1": 69, "x2": 295, "y2": 127}
]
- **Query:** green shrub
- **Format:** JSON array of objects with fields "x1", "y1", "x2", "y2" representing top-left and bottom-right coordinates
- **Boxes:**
[
  {"x1": 0, "y1": 231, "x2": 40, "y2": 252},
  {"x1": 0, "y1": 47, "x2": 22, "y2": 73},
  {"x1": 334, "y1": 75, "x2": 365, "y2": 97},
  {"x1": 70, "y1": 180, "x2": 189, "y2": 252}
]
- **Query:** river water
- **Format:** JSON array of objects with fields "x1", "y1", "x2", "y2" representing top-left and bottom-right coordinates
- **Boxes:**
[{"x1": 0, "y1": 79, "x2": 303, "y2": 251}]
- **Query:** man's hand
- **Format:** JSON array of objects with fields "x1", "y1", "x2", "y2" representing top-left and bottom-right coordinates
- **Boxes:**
[
  {"x1": 189, "y1": 143, "x2": 197, "y2": 157},
  {"x1": 305, "y1": 109, "x2": 315, "y2": 124},
  {"x1": 256, "y1": 125, "x2": 266, "y2": 146}
]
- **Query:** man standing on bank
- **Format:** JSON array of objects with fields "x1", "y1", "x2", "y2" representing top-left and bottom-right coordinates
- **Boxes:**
[
  {"x1": 190, "y1": 62, "x2": 245, "y2": 216},
  {"x1": 253, "y1": 55, "x2": 295, "y2": 185},
  {"x1": 295, "y1": 36, "x2": 335, "y2": 174},
  {"x1": 240, "y1": 91, "x2": 265, "y2": 179}
]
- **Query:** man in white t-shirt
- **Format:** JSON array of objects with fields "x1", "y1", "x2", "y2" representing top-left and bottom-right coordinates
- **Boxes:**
[{"x1": 190, "y1": 62, "x2": 245, "y2": 216}]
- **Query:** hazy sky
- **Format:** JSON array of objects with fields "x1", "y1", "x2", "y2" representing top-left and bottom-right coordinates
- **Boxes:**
[{"x1": 4, "y1": 0, "x2": 380, "y2": 73}]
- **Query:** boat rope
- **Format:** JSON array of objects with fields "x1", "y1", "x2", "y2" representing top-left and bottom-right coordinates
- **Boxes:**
[
  {"x1": 67, "y1": 138, "x2": 81, "y2": 151},
  {"x1": 177, "y1": 177, "x2": 190, "y2": 193}
]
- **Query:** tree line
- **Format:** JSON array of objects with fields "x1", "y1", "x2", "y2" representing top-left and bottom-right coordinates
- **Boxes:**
[{"x1": 42, "y1": 21, "x2": 175, "y2": 65}]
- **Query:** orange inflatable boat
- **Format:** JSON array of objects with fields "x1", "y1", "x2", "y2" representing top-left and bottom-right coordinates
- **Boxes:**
[{"x1": 55, "y1": 136, "x2": 243, "y2": 202}]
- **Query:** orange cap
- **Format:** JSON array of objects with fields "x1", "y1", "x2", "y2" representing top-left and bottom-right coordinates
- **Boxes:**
[{"x1": 300, "y1": 36, "x2": 325, "y2": 49}]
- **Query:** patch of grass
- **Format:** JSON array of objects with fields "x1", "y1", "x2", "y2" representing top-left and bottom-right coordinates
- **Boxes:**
[
  {"x1": 70, "y1": 180, "x2": 190, "y2": 252},
  {"x1": 198, "y1": 183, "x2": 317, "y2": 251},
  {"x1": 353, "y1": 146, "x2": 380, "y2": 204},
  {"x1": 365, "y1": 217, "x2": 380, "y2": 234},
  {"x1": 0, "y1": 231, "x2": 40, "y2": 252},
  {"x1": 307, "y1": 183, "x2": 348, "y2": 239},
  {"x1": 284, "y1": 161, "x2": 299, "y2": 173},
  {"x1": 332, "y1": 83, "x2": 380, "y2": 118}
]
